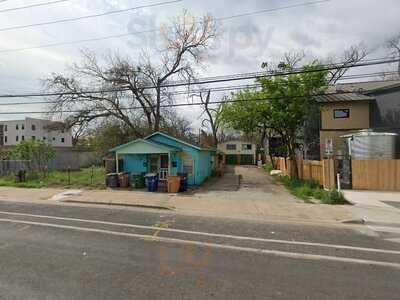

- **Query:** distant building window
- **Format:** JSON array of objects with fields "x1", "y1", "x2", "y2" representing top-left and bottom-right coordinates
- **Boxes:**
[
  {"x1": 4, "y1": 136, "x2": 7, "y2": 143},
  {"x1": 32, "y1": 136, "x2": 36, "y2": 140},
  {"x1": 43, "y1": 137, "x2": 46, "y2": 141},
  {"x1": 4, "y1": 125, "x2": 7, "y2": 132},
  {"x1": 226, "y1": 144, "x2": 237, "y2": 150},
  {"x1": 22, "y1": 124, "x2": 25, "y2": 130},
  {"x1": 242, "y1": 144, "x2": 252, "y2": 150},
  {"x1": 52, "y1": 137, "x2": 56, "y2": 141},
  {"x1": 333, "y1": 109, "x2": 350, "y2": 119},
  {"x1": 31, "y1": 124, "x2": 36, "y2": 131},
  {"x1": 61, "y1": 130, "x2": 64, "y2": 133},
  {"x1": 16, "y1": 124, "x2": 19, "y2": 130},
  {"x1": 22, "y1": 136, "x2": 24, "y2": 141},
  {"x1": 61, "y1": 137, "x2": 65, "y2": 143},
  {"x1": 16, "y1": 136, "x2": 19, "y2": 142}
]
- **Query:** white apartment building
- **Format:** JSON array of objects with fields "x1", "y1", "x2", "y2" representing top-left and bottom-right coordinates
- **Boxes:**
[{"x1": 0, "y1": 117, "x2": 73, "y2": 147}]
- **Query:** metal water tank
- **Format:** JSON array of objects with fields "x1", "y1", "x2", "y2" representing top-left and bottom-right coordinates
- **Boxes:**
[{"x1": 345, "y1": 130, "x2": 398, "y2": 160}]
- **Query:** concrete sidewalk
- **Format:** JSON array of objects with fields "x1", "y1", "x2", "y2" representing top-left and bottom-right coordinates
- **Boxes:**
[
  {"x1": 344, "y1": 190, "x2": 400, "y2": 226},
  {"x1": 0, "y1": 187, "x2": 352, "y2": 223}
]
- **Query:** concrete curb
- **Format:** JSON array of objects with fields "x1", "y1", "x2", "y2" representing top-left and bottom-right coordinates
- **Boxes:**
[
  {"x1": 341, "y1": 218, "x2": 366, "y2": 225},
  {"x1": 62, "y1": 199, "x2": 175, "y2": 211}
]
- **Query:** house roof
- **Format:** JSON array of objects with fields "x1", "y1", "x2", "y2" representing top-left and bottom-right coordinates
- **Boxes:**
[
  {"x1": 144, "y1": 132, "x2": 214, "y2": 151},
  {"x1": 335, "y1": 80, "x2": 400, "y2": 94},
  {"x1": 317, "y1": 80, "x2": 400, "y2": 103},
  {"x1": 317, "y1": 92, "x2": 375, "y2": 103},
  {"x1": 109, "y1": 138, "x2": 181, "y2": 153}
]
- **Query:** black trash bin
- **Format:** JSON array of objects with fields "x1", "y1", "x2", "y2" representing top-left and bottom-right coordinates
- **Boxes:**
[
  {"x1": 178, "y1": 172, "x2": 188, "y2": 192},
  {"x1": 106, "y1": 173, "x2": 119, "y2": 188}
]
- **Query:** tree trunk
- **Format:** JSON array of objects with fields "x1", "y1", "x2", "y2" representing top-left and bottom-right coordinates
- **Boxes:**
[
  {"x1": 288, "y1": 138, "x2": 299, "y2": 178},
  {"x1": 154, "y1": 79, "x2": 161, "y2": 132}
]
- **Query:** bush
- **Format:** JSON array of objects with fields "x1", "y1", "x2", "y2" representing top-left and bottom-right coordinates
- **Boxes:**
[
  {"x1": 263, "y1": 162, "x2": 273, "y2": 172},
  {"x1": 321, "y1": 189, "x2": 348, "y2": 205}
]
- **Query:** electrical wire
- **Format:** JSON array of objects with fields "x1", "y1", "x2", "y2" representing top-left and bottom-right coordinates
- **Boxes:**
[
  {"x1": 0, "y1": 0, "x2": 330, "y2": 53},
  {"x1": 0, "y1": 0, "x2": 182, "y2": 32},
  {"x1": 1, "y1": 72, "x2": 398, "y2": 106},
  {"x1": 0, "y1": 0, "x2": 69, "y2": 13},
  {"x1": 0, "y1": 57, "x2": 398, "y2": 99},
  {"x1": 0, "y1": 90, "x2": 368, "y2": 115}
]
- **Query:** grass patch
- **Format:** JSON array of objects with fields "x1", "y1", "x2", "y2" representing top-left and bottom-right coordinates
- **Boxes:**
[
  {"x1": 276, "y1": 175, "x2": 348, "y2": 205},
  {"x1": 263, "y1": 162, "x2": 273, "y2": 173},
  {"x1": 0, "y1": 167, "x2": 106, "y2": 189}
]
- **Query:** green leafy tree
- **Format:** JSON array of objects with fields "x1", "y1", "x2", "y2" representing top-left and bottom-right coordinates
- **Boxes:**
[
  {"x1": 11, "y1": 140, "x2": 56, "y2": 172},
  {"x1": 256, "y1": 62, "x2": 328, "y2": 176},
  {"x1": 220, "y1": 61, "x2": 328, "y2": 177},
  {"x1": 220, "y1": 90, "x2": 275, "y2": 164}
]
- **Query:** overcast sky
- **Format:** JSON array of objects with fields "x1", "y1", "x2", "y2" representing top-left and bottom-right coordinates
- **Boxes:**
[{"x1": 0, "y1": 0, "x2": 399, "y2": 126}]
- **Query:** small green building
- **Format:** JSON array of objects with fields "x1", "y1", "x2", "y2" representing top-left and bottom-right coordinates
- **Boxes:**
[{"x1": 110, "y1": 132, "x2": 216, "y2": 186}]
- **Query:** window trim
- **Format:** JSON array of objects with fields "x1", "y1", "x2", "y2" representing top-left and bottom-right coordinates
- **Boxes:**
[
  {"x1": 242, "y1": 144, "x2": 252, "y2": 150},
  {"x1": 333, "y1": 109, "x2": 350, "y2": 119}
]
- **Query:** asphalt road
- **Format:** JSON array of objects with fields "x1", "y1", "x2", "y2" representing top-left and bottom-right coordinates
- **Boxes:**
[{"x1": 0, "y1": 201, "x2": 400, "y2": 300}]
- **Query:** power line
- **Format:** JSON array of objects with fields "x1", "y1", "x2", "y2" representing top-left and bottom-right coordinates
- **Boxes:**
[
  {"x1": 0, "y1": 57, "x2": 398, "y2": 99},
  {"x1": 0, "y1": 0, "x2": 182, "y2": 32},
  {"x1": 2, "y1": 71, "x2": 397, "y2": 106},
  {"x1": 0, "y1": 0, "x2": 330, "y2": 53},
  {"x1": 0, "y1": 90, "x2": 366, "y2": 115},
  {"x1": 216, "y1": 0, "x2": 330, "y2": 22},
  {"x1": 0, "y1": 0, "x2": 69, "y2": 13}
]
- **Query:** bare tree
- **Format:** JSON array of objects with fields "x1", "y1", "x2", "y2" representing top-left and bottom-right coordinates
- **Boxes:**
[
  {"x1": 327, "y1": 44, "x2": 368, "y2": 84},
  {"x1": 191, "y1": 90, "x2": 222, "y2": 147},
  {"x1": 386, "y1": 34, "x2": 400, "y2": 76},
  {"x1": 43, "y1": 11, "x2": 217, "y2": 134}
]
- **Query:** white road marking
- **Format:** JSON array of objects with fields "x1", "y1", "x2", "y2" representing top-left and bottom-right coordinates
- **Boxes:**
[
  {"x1": 1, "y1": 210, "x2": 400, "y2": 255},
  {"x1": 1, "y1": 217, "x2": 400, "y2": 270}
]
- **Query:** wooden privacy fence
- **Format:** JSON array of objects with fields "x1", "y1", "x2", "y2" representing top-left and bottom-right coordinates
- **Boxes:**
[
  {"x1": 273, "y1": 157, "x2": 336, "y2": 189},
  {"x1": 352, "y1": 160, "x2": 400, "y2": 191}
]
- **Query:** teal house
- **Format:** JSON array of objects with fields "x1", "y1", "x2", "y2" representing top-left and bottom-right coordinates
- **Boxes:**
[{"x1": 110, "y1": 132, "x2": 215, "y2": 186}]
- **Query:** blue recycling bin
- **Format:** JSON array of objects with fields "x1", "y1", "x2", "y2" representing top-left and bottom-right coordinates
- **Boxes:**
[
  {"x1": 178, "y1": 172, "x2": 188, "y2": 192},
  {"x1": 145, "y1": 173, "x2": 158, "y2": 192}
]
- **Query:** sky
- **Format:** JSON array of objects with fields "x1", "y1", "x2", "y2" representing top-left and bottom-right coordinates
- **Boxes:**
[{"x1": 0, "y1": 0, "x2": 399, "y2": 127}]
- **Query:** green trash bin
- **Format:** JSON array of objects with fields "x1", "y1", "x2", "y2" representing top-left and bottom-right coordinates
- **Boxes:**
[{"x1": 131, "y1": 173, "x2": 145, "y2": 189}]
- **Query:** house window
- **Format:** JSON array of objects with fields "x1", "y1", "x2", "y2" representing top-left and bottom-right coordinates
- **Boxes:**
[
  {"x1": 226, "y1": 144, "x2": 237, "y2": 150},
  {"x1": 333, "y1": 109, "x2": 350, "y2": 119},
  {"x1": 4, "y1": 125, "x2": 7, "y2": 132},
  {"x1": 32, "y1": 136, "x2": 36, "y2": 140},
  {"x1": 242, "y1": 144, "x2": 252, "y2": 150},
  {"x1": 22, "y1": 124, "x2": 24, "y2": 130},
  {"x1": 4, "y1": 136, "x2": 7, "y2": 143},
  {"x1": 16, "y1": 136, "x2": 19, "y2": 142},
  {"x1": 43, "y1": 137, "x2": 46, "y2": 141},
  {"x1": 21, "y1": 136, "x2": 24, "y2": 141},
  {"x1": 52, "y1": 137, "x2": 56, "y2": 141},
  {"x1": 16, "y1": 124, "x2": 19, "y2": 130},
  {"x1": 61, "y1": 137, "x2": 65, "y2": 143},
  {"x1": 31, "y1": 124, "x2": 36, "y2": 130}
]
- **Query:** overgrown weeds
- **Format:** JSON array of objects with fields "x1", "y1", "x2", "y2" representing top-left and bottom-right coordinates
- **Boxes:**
[{"x1": 275, "y1": 175, "x2": 348, "y2": 205}]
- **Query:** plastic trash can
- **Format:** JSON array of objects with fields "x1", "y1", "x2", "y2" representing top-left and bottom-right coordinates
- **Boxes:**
[
  {"x1": 118, "y1": 172, "x2": 130, "y2": 188},
  {"x1": 178, "y1": 172, "x2": 188, "y2": 192},
  {"x1": 131, "y1": 173, "x2": 145, "y2": 189},
  {"x1": 167, "y1": 176, "x2": 181, "y2": 193},
  {"x1": 145, "y1": 173, "x2": 158, "y2": 192},
  {"x1": 106, "y1": 173, "x2": 119, "y2": 188}
]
